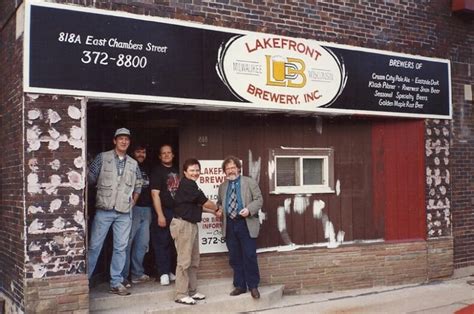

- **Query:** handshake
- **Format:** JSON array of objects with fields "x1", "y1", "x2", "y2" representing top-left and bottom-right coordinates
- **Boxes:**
[
  {"x1": 211, "y1": 207, "x2": 250, "y2": 219},
  {"x1": 214, "y1": 207, "x2": 223, "y2": 219}
]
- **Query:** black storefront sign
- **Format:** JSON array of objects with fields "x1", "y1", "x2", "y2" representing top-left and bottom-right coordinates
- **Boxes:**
[{"x1": 25, "y1": 2, "x2": 451, "y2": 119}]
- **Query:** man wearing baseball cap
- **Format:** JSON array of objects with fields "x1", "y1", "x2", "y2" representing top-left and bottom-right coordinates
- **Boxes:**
[{"x1": 87, "y1": 128, "x2": 142, "y2": 296}]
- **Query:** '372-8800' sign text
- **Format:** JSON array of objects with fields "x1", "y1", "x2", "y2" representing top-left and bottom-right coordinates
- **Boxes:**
[{"x1": 25, "y1": 2, "x2": 451, "y2": 119}]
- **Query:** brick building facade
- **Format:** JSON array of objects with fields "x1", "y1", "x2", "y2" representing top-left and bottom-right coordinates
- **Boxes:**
[{"x1": 0, "y1": 0, "x2": 472, "y2": 312}]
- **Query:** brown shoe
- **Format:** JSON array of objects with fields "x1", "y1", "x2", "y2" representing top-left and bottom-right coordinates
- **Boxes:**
[
  {"x1": 109, "y1": 284, "x2": 131, "y2": 296},
  {"x1": 229, "y1": 287, "x2": 247, "y2": 296},
  {"x1": 250, "y1": 288, "x2": 260, "y2": 299}
]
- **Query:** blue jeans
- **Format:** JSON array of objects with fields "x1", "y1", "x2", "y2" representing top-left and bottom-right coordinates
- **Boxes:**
[
  {"x1": 151, "y1": 208, "x2": 177, "y2": 276},
  {"x1": 122, "y1": 206, "x2": 152, "y2": 280},
  {"x1": 226, "y1": 218, "x2": 260, "y2": 290},
  {"x1": 88, "y1": 209, "x2": 132, "y2": 288}
]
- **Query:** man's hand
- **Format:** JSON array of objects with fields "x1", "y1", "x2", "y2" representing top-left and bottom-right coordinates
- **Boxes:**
[
  {"x1": 157, "y1": 215, "x2": 167, "y2": 227},
  {"x1": 215, "y1": 208, "x2": 223, "y2": 219},
  {"x1": 239, "y1": 208, "x2": 249, "y2": 217},
  {"x1": 151, "y1": 189, "x2": 166, "y2": 227}
]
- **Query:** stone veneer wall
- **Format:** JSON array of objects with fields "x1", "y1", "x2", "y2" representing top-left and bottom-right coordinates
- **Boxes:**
[{"x1": 24, "y1": 276, "x2": 88, "y2": 313}]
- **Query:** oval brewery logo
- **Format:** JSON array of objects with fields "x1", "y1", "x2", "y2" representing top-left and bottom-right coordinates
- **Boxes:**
[{"x1": 217, "y1": 35, "x2": 346, "y2": 109}]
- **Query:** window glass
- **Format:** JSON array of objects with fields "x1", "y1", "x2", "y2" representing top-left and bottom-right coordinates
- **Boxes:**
[
  {"x1": 303, "y1": 158, "x2": 323, "y2": 185},
  {"x1": 270, "y1": 148, "x2": 334, "y2": 194},
  {"x1": 276, "y1": 157, "x2": 299, "y2": 186}
]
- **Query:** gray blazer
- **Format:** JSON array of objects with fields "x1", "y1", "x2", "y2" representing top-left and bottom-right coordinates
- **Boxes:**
[{"x1": 217, "y1": 176, "x2": 263, "y2": 238}]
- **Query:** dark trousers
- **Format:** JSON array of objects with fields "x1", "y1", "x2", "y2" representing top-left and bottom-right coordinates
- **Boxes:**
[
  {"x1": 151, "y1": 208, "x2": 177, "y2": 276},
  {"x1": 226, "y1": 218, "x2": 260, "y2": 290}
]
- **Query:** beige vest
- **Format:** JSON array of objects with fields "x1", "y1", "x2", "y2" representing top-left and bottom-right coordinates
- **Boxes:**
[{"x1": 95, "y1": 150, "x2": 138, "y2": 213}]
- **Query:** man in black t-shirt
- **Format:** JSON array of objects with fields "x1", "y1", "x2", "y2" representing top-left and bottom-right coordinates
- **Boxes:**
[{"x1": 150, "y1": 144, "x2": 179, "y2": 285}]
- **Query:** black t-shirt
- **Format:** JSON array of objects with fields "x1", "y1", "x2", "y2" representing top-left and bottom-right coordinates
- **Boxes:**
[
  {"x1": 150, "y1": 164, "x2": 180, "y2": 209},
  {"x1": 136, "y1": 163, "x2": 152, "y2": 207},
  {"x1": 174, "y1": 177, "x2": 208, "y2": 223}
]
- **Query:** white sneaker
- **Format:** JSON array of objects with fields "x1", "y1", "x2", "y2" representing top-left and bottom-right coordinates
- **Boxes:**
[
  {"x1": 190, "y1": 292, "x2": 206, "y2": 300},
  {"x1": 175, "y1": 296, "x2": 196, "y2": 305},
  {"x1": 160, "y1": 274, "x2": 170, "y2": 286},
  {"x1": 169, "y1": 273, "x2": 176, "y2": 281}
]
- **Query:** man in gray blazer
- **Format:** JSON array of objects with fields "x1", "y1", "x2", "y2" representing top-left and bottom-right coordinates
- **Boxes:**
[{"x1": 217, "y1": 156, "x2": 263, "y2": 299}]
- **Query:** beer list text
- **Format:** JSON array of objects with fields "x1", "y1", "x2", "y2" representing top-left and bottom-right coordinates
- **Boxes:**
[{"x1": 370, "y1": 58, "x2": 441, "y2": 110}]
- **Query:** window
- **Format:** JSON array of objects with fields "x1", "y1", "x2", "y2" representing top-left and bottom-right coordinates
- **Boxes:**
[{"x1": 269, "y1": 148, "x2": 334, "y2": 194}]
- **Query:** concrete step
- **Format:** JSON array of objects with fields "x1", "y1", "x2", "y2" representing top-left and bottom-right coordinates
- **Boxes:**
[{"x1": 90, "y1": 278, "x2": 284, "y2": 314}]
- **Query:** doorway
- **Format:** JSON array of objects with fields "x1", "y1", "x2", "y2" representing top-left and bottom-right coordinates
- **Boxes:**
[{"x1": 86, "y1": 101, "x2": 180, "y2": 283}]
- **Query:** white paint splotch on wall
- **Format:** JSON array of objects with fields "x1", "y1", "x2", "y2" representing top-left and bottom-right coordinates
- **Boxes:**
[
  {"x1": 24, "y1": 102, "x2": 86, "y2": 278},
  {"x1": 248, "y1": 149, "x2": 261, "y2": 183},
  {"x1": 28, "y1": 206, "x2": 44, "y2": 214},
  {"x1": 47, "y1": 127, "x2": 68, "y2": 150},
  {"x1": 319, "y1": 203, "x2": 343, "y2": 248},
  {"x1": 336, "y1": 180, "x2": 341, "y2": 196},
  {"x1": 47, "y1": 109, "x2": 61, "y2": 124},
  {"x1": 27, "y1": 125, "x2": 72, "y2": 152},
  {"x1": 32, "y1": 264, "x2": 47, "y2": 278},
  {"x1": 258, "y1": 209, "x2": 267, "y2": 225},
  {"x1": 277, "y1": 193, "x2": 345, "y2": 249},
  {"x1": 313, "y1": 200, "x2": 325, "y2": 219},
  {"x1": 67, "y1": 170, "x2": 84, "y2": 190},
  {"x1": 49, "y1": 199, "x2": 62, "y2": 213},
  {"x1": 28, "y1": 158, "x2": 39, "y2": 172},
  {"x1": 425, "y1": 120, "x2": 451, "y2": 237},
  {"x1": 336, "y1": 230, "x2": 345, "y2": 243},
  {"x1": 69, "y1": 193, "x2": 80, "y2": 206},
  {"x1": 27, "y1": 109, "x2": 41, "y2": 121},
  {"x1": 293, "y1": 194, "x2": 310, "y2": 215},
  {"x1": 27, "y1": 173, "x2": 41, "y2": 195},
  {"x1": 74, "y1": 156, "x2": 84, "y2": 169},
  {"x1": 28, "y1": 241, "x2": 41, "y2": 251},
  {"x1": 68, "y1": 126, "x2": 84, "y2": 149},
  {"x1": 268, "y1": 159, "x2": 275, "y2": 181},
  {"x1": 26, "y1": 125, "x2": 42, "y2": 152},
  {"x1": 28, "y1": 219, "x2": 45, "y2": 233},
  {"x1": 74, "y1": 211, "x2": 85, "y2": 229},
  {"x1": 277, "y1": 205, "x2": 293, "y2": 246},
  {"x1": 52, "y1": 217, "x2": 66, "y2": 230},
  {"x1": 284, "y1": 197, "x2": 291, "y2": 214},
  {"x1": 44, "y1": 175, "x2": 62, "y2": 195},
  {"x1": 49, "y1": 159, "x2": 61, "y2": 170},
  {"x1": 324, "y1": 220, "x2": 337, "y2": 248},
  {"x1": 277, "y1": 206, "x2": 287, "y2": 233},
  {"x1": 68, "y1": 105, "x2": 81, "y2": 120}
]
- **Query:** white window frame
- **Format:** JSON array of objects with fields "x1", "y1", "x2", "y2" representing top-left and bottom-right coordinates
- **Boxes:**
[{"x1": 269, "y1": 148, "x2": 335, "y2": 194}]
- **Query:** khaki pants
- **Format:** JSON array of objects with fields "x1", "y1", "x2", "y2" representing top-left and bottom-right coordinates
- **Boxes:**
[{"x1": 170, "y1": 218, "x2": 200, "y2": 299}]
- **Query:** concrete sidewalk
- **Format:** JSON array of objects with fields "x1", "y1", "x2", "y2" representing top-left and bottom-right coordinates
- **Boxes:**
[
  {"x1": 90, "y1": 267, "x2": 474, "y2": 313},
  {"x1": 251, "y1": 272, "x2": 474, "y2": 314}
]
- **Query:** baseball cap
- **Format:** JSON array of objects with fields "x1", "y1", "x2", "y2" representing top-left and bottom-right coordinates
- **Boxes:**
[{"x1": 114, "y1": 128, "x2": 131, "y2": 138}]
